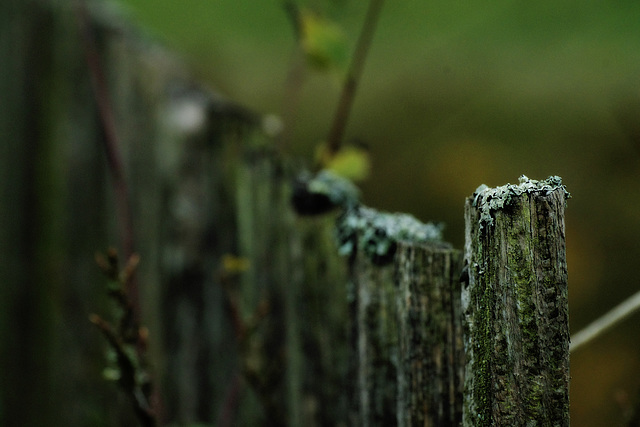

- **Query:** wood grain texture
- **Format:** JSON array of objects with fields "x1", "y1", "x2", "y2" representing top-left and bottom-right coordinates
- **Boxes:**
[
  {"x1": 396, "y1": 243, "x2": 464, "y2": 427},
  {"x1": 463, "y1": 179, "x2": 570, "y2": 426}
]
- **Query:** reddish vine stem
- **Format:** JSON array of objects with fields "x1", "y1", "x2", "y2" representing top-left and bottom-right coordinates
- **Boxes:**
[
  {"x1": 74, "y1": 0, "x2": 139, "y2": 314},
  {"x1": 218, "y1": 373, "x2": 243, "y2": 427},
  {"x1": 325, "y1": 0, "x2": 385, "y2": 156},
  {"x1": 75, "y1": 1, "x2": 160, "y2": 424}
]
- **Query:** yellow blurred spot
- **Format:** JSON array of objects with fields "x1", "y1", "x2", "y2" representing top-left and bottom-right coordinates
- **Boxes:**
[
  {"x1": 316, "y1": 142, "x2": 371, "y2": 182},
  {"x1": 300, "y1": 10, "x2": 348, "y2": 71},
  {"x1": 222, "y1": 254, "x2": 251, "y2": 274}
]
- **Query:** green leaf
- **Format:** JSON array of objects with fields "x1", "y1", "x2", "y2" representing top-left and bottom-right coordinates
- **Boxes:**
[{"x1": 300, "y1": 10, "x2": 348, "y2": 71}]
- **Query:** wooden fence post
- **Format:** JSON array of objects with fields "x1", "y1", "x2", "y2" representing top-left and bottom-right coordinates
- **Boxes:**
[
  {"x1": 462, "y1": 176, "x2": 570, "y2": 426},
  {"x1": 338, "y1": 206, "x2": 447, "y2": 426},
  {"x1": 395, "y1": 242, "x2": 464, "y2": 426},
  {"x1": 2, "y1": 0, "x2": 356, "y2": 424},
  {"x1": 292, "y1": 214, "x2": 350, "y2": 426}
]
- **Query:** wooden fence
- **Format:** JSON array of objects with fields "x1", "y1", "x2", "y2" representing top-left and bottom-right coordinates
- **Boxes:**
[{"x1": 1, "y1": 1, "x2": 570, "y2": 426}]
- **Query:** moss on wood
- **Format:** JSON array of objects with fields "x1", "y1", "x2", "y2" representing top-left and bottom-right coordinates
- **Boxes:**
[{"x1": 463, "y1": 176, "x2": 570, "y2": 426}]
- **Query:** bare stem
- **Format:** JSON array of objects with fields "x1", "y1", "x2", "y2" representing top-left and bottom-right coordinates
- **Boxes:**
[
  {"x1": 75, "y1": 0, "x2": 140, "y2": 315},
  {"x1": 75, "y1": 0, "x2": 135, "y2": 262},
  {"x1": 571, "y1": 289, "x2": 640, "y2": 352},
  {"x1": 277, "y1": 48, "x2": 307, "y2": 153},
  {"x1": 326, "y1": 0, "x2": 385, "y2": 156}
]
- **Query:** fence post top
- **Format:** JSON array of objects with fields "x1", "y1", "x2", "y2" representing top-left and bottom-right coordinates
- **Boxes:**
[{"x1": 470, "y1": 175, "x2": 570, "y2": 229}]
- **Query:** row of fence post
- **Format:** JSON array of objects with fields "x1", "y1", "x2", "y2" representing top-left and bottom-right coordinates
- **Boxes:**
[
  {"x1": 1, "y1": 1, "x2": 571, "y2": 425},
  {"x1": 345, "y1": 176, "x2": 570, "y2": 426}
]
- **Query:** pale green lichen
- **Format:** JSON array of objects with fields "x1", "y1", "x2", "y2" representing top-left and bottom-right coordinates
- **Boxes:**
[
  {"x1": 337, "y1": 206, "x2": 445, "y2": 265},
  {"x1": 472, "y1": 175, "x2": 570, "y2": 229},
  {"x1": 296, "y1": 170, "x2": 446, "y2": 264}
]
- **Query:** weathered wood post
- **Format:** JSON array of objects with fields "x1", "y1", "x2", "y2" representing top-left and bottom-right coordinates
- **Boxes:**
[
  {"x1": 291, "y1": 214, "x2": 350, "y2": 426},
  {"x1": 157, "y1": 90, "x2": 356, "y2": 427},
  {"x1": 395, "y1": 242, "x2": 464, "y2": 426},
  {"x1": 462, "y1": 176, "x2": 570, "y2": 426},
  {"x1": 338, "y1": 206, "x2": 447, "y2": 425},
  {"x1": 2, "y1": 0, "x2": 357, "y2": 424}
]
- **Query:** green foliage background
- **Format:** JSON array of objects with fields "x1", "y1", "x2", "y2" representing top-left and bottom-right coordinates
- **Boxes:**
[{"x1": 116, "y1": 0, "x2": 640, "y2": 424}]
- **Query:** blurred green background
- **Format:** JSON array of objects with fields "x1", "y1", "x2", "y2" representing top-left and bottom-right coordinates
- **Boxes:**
[{"x1": 114, "y1": 0, "x2": 640, "y2": 424}]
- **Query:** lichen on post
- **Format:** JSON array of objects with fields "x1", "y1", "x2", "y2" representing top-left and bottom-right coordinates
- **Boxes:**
[
  {"x1": 462, "y1": 176, "x2": 570, "y2": 426},
  {"x1": 337, "y1": 206, "x2": 445, "y2": 425}
]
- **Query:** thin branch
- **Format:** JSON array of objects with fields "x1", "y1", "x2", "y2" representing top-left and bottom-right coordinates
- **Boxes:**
[
  {"x1": 325, "y1": 0, "x2": 385, "y2": 156},
  {"x1": 282, "y1": 0, "x2": 302, "y2": 40},
  {"x1": 74, "y1": 0, "x2": 136, "y2": 263},
  {"x1": 571, "y1": 289, "x2": 640, "y2": 352},
  {"x1": 75, "y1": 0, "x2": 142, "y2": 337},
  {"x1": 75, "y1": 2, "x2": 160, "y2": 423},
  {"x1": 277, "y1": 47, "x2": 307, "y2": 153},
  {"x1": 218, "y1": 373, "x2": 243, "y2": 427}
]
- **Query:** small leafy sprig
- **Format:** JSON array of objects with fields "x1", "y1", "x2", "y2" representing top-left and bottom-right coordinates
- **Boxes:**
[{"x1": 90, "y1": 249, "x2": 157, "y2": 427}]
